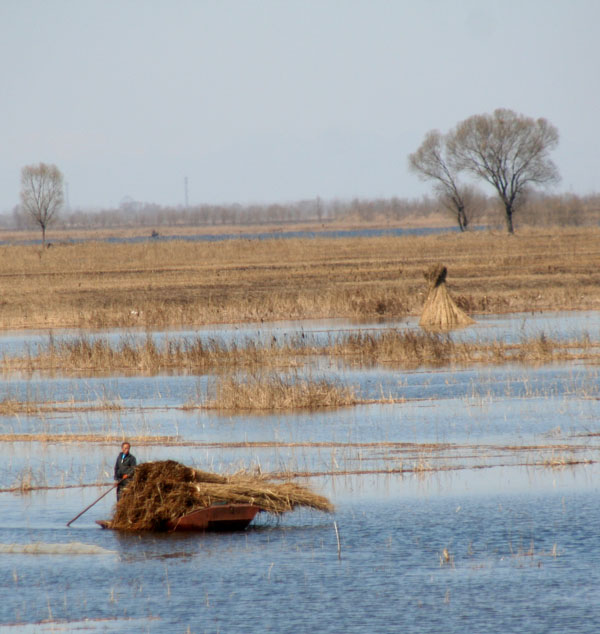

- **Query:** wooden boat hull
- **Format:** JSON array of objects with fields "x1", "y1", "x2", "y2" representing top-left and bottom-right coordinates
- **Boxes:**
[
  {"x1": 168, "y1": 504, "x2": 261, "y2": 531},
  {"x1": 96, "y1": 504, "x2": 262, "y2": 532}
]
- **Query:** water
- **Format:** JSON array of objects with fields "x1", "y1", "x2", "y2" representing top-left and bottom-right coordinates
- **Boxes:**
[
  {"x1": 2, "y1": 473, "x2": 600, "y2": 633},
  {"x1": 1, "y1": 309, "x2": 598, "y2": 360},
  {"x1": 0, "y1": 224, "x2": 458, "y2": 248},
  {"x1": 2, "y1": 312, "x2": 600, "y2": 632}
]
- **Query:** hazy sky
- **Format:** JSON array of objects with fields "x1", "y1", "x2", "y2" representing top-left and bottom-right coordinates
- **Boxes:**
[{"x1": 1, "y1": 0, "x2": 598, "y2": 212}]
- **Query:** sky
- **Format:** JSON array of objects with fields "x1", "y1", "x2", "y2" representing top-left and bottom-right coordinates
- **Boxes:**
[{"x1": 1, "y1": 0, "x2": 599, "y2": 212}]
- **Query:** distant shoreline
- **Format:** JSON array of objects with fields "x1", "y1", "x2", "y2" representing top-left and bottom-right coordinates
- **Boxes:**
[{"x1": 0, "y1": 214, "x2": 459, "y2": 244}]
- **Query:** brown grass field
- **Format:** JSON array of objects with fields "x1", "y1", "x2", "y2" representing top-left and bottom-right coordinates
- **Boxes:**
[{"x1": 0, "y1": 226, "x2": 598, "y2": 330}]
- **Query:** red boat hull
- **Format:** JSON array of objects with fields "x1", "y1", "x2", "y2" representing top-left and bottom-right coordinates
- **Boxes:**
[
  {"x1": 97, "y1": 504, "x2": 262, "y2": 532},
  {"x1": 168, "y1": 504, "x2": 261, "y2": 531}
]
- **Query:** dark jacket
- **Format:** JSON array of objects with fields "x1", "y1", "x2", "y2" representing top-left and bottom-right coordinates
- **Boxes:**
[{"x1": 114, "y1": 452, "x2": 137, "y2": 481}]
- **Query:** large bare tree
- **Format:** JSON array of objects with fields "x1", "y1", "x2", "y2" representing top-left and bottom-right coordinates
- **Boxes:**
[
  {"x1": 447, "y1": 108, "x2": 559, "y2": 233},
  {"x1": 408, "y1": 130, "x2": 473, "y2": 231},
  {"x1": 20, "y1": 162, "x2": 64, "y2": 247}
]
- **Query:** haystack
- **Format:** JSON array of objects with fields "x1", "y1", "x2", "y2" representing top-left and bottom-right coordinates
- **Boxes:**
[
  {"x1": 109, "y1": 460, "x2": 333, "y2": 531},
  {"x1": 419, "y1": 264, "x2": 475, "y2": 331}
]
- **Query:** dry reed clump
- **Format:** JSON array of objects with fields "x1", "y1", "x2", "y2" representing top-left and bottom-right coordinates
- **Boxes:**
[
  {"x1": 335, "y1": 328, "x2": 600, "y2": 365},
  {"x1": 336, "y1": 329, "x2": 457, "y2": 366},
  {"x1": 203, "y1": 372, "x2": 357, "y2": 410},
  {"x1": 6, "y1": 330, "x2": 597, "y2": 377},
  {"x1": 0, "y1": 398, "x2": 42, "y2": 415},
  {"x1": 419, "y1": 264, "x2": 475, "y2": 331},
  {"x1": 5, "y1": 334, "x2": 314, "y2": 374},
  {"x1": 110, "y1": 460, "x2": 333, "y2": 531}
]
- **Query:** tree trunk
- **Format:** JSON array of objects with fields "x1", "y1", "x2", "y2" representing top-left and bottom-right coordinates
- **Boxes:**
[
  {"x1": 504, "y1": 203, "x2": 514, "y2": 234},
  {"x1": 459, "y1": 205, "x2": 467, "y2": 232},
  {"x1": 41, "y1": 223, "x2": 46, "y2": 248}
]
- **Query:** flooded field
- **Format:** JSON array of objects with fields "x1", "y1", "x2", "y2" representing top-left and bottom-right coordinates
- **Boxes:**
[{"x1": 2, "y1": 312, "x2": 600, "y2": 632}]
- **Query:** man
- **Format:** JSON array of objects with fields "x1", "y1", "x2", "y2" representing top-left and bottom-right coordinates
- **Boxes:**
[{"x1": 114, "y1": 441, "x2": 137, "y2": 500}]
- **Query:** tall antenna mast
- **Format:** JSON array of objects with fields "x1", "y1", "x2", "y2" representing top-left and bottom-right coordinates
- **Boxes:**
[{"x1": 184, "y1": 176, "x2": 189, "y2": 208}]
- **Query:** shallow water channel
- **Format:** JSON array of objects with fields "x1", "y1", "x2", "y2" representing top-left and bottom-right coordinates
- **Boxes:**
[{"x1": 1, "y1": 312, "x2": 600, "y2": 632}]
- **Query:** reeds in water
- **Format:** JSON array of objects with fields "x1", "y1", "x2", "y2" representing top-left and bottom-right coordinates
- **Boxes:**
[
  {"x1": 2, "y1": 330, "x2": 597, "y2": 377},
  {"x1": 203, "y1": 372, "x2": 357, "y2": 411},
  {"x1": 5, "y1": 333, "x2": 311, "y2": 374},
  {"x1": 335, "y1": 329, "x2": 458, "y2": 366}
]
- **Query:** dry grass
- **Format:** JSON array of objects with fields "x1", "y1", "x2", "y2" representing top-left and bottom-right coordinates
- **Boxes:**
[
  {"x1": 0, "y1": 433, "x2": 177, "y2": 444},
  {"x1": 541, "y1": 451, "x2": 591, "y2": 469},
  {"x1": 3, "y1": 330, "x2": 599, "y2": 376},
  {"x1": 333, "y1": 330, "x2": 458, "y2": 366},
  {"x1": 0, "y1": 227, "x2": 598, "y2": 330},
  {"x1": 200, "y1": 372, "x2": 357, "y2": 411},
  {"x1": 0, "y1": 398, "x2": 44, "y2": 415},
  {"x1": 419, "y1": 264, "x2": 475, "y2": 331},
  {"x1": 332, "y1": 330, "x2": 597, "y2": 367},
  {"x1": 0, "y1": 480, "x2": 117, "y2": 494},
  {"x1": 1, "y1": 333, "x2": 311, "y2": 374},
  {"x1": 0, "y1": 397, "x2": 123, "y2": 414}
]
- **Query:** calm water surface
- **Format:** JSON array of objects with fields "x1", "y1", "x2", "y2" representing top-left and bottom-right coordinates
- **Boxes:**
[
  {"x1": 2, "y1": 472, "x2": 600, "y2": 633},
  {"x1": 1, "y1": 312, "x2": 600, "y2": 632}
]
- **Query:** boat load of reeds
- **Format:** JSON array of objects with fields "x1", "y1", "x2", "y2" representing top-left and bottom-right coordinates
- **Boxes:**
[
  {"x1": 109, "y1": 460, "x2": 333, "y2": 531},
  {"x1": 419, "y1": 264, "x2": 475, "y2": 331}
]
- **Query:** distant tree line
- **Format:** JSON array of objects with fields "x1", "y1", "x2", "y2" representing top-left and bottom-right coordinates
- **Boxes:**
[
  {"x1": 4, "y1": 191, "x2": 599, "y2": 234},
  {"x1": 4, "y1": 114, "x2": 598, "y2": 241}
]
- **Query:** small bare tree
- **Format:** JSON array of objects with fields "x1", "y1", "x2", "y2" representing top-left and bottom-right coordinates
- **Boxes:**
[
  {"x1": 447, "y1": 109, "x2": 559, "y2": 233},
  {"x1": 20, "y1": 162, "x2": 64, "y2": 247},
  {"x1": 408, "y1": 130, "x2": 472, "y2": 231}
]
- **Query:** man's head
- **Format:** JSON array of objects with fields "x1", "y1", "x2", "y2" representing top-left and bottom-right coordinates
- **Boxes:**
[{"x1": 121, "y1": 442, "x2": 131, "y2": 455}]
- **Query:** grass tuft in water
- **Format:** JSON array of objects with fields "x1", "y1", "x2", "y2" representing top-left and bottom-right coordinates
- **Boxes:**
[{"x1": 201, "y1": 372, "x2": 357, "y2": 411}]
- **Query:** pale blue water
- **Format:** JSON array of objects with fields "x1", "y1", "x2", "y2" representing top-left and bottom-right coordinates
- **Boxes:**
[
  {"x1": 2, "y1": 473, "x2": 600, "y2": 633},
  {"x1": 0, "y1": 225, "x2": 456, "y2": 248},
  {"x1": 2, "y1": 313, "x2": 600, "y2": 632}
]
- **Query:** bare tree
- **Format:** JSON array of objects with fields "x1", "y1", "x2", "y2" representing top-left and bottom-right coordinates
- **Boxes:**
[
  {"x1": 447, "y1": 109, "x2": 559, "y2": 233},
  {"x1": 408, "y1": 130, "x2": 471, "y2": 231},
  {"x1": 20, "y1": 162, "x2": 64, "y2": 246},
  {"x1": 437, "y1": 184, "x2": 486, "y2": 230}
]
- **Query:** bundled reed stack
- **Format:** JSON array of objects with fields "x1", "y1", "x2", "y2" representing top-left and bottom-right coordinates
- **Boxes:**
[
  {"x1": 109, "y1": 460, "x2": 333, "y2": 531},
  {"x1": 419, "y1": 264, "x2": 474, "y2": 331}
]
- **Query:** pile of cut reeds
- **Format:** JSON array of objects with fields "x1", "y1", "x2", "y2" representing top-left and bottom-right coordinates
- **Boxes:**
[
  {"x1": 419, "y1": 264, "x2": 475, "y2": 331},
  {"x1": 109, "y1": 460, "x2": 333, "y2": 531}
]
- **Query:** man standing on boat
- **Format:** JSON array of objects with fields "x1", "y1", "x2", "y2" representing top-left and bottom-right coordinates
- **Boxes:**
[{"x1": 114, "y1": 441, "x2": 137, "y2": 500}]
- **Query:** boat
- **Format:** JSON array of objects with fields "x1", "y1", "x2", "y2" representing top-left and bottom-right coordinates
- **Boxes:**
[{"x1": 96, "y1": 503, "x2": 262, "y2": 532}]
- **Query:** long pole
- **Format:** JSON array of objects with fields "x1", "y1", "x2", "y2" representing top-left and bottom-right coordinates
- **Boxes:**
[
  {"x1": 333, "y1": 520, "x2": 342, "y2": 560},
  {"x1": 66, "y1": 481, "x2": 121, "y2": 527}
]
